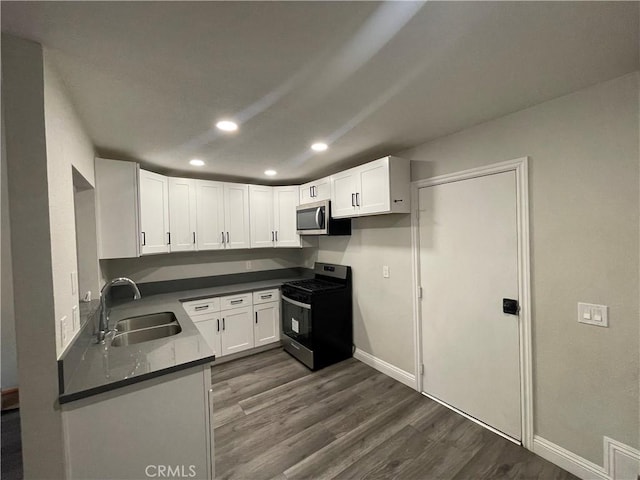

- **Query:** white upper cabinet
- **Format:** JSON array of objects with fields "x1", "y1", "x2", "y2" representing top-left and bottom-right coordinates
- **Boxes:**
[
  {"x1": 330, "y1": 156, "x2": 410, "y2": 219},
  {"x1": 139, "y1": 169, "x2": 170, "y2": 255},
  {"x1": 223, "y1": 183, "x2": 251, "y2": 249},
  {"x1": 250, "y1": 185, "x2": 301, "y2": 248},
  {"x1": 168, "y1": 177, "x2": 197, "y2": 252},
  {"x1": 331, "y1": 168, "x2": 359, "y2": 218},
  {"x1": 249, "y1": 185, "x2": 274, "y2": 248},
  {"x1": 195, "y1": 180, "x2": 225, "y2": 250},
  {"x1": 299, "y1": 175, "x2": 331, "y2": 205},
  {"x1": 273, "y1": 186, "x2": 300, "y2": 247},
  {"x1": 95, "y1": 158, "x2": 140, "y2": 259}
]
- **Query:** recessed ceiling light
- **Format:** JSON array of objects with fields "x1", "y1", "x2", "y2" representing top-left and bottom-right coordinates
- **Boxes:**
[
  {"x1": 264, "y1": 169, "x2": 277, "y2": 176},
  {"x1": 311, "y1": 142, "x2": 328, "y2": 152},
  {"x1": 189, "y1": 159, "x2": 205, "y2": 166},
  {"x1": 216, "y1": 120, "x2": 238, "y2": 132}
]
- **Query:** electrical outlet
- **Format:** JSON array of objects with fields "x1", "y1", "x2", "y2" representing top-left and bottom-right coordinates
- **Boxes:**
[
  {"x1": 383, "y1": 265, "x2": 390, "y2": 278},
  {"x1": 578, "y1": 302, "x2": 608, "y2": 327},
  {"x1": 246, "y1": 260, "x2": 252, "y2": 270}
]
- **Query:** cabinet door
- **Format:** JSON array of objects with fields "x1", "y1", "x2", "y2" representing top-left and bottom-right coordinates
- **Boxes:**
[
  {"x1": 357, "y1": 157, "x2": 391, "y2": 215},
  {"x1": 223, "y1": 183, "x2": 250, "y2": 249},
  {"x1": 220, "y1": 307, "x2": 254, "y2": 355},
  {"x1": 195, "y1": 180, "x2": 225, "y2": 250},
  {"x1": 168, "y1": 177, "x2": 197, "y2": 252},
  {"x1": 273, "y1": 186, "x2": 300, "y2": 247},
  {"x1": 331, "y1": 169, "x2": 359, "y2": 218},
  {"x1": 139, "y1": 169, "x2": 170, "y2": 255},
  {"x1": 249, "y1": 185, "x2": 274, "y2": 248},
  {"x1": 95, "y1": 158, "x2": 140, "y2": 259},
  {"x1": 193, "y1": 317, "x2": 222, "y2": 358},
  {"x1": 314, "y1": 176, "x2": 332, "y2": 202},
  {"x1": 254, "y1": 302, "x2": 280, "y2": 347},
  {"x1": 299, "y1": 181, "x2": 315, "y2": 205}
]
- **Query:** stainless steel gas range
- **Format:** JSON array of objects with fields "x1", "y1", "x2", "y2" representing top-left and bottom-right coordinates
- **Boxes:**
[{"x1": 280, "y1": 263, "x2": 352, "y2": 370}]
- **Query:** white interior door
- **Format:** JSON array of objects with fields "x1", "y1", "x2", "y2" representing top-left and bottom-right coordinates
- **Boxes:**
[{"x1": 419, "y1": 171, "x2": 521, "y2": 440}]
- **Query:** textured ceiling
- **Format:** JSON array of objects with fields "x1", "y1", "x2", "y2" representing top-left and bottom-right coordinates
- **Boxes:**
[{"x1": 2, "y1": 1, "x2": 638, "y2": 183}]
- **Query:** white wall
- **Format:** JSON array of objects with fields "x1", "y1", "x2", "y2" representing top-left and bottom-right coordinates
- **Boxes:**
[
  {"x1": 2, "y1": 34, "x2": 66, "y2": 479},
  {"x1": 104, "y1": 248, "x2": 306, "y2": 284},
  {"x1": 403, "y1": 72, "x2": 639, "y2": 466},
  {"x1": 1, "y1": 100, "x2": 18, "y2": 390},
  {"x1": 306, "y1": 215, "x2": 414, "y2": 373},
  {"x1": 42, "y1": 52, "x2": 96, "y2": 356}
]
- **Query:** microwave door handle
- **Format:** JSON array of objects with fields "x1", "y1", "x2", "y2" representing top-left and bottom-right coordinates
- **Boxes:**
[{"x1": 315, "y1": 207, "x2": 324, "y2": 229}]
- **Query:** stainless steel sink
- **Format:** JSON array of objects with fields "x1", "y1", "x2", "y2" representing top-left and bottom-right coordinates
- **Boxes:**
[
  {"x1": 111, "y1": 324, "x2": 182, "y2": 347},
  {"x1": 115, "y1": 312, "x2": 177, "y2": 332}
]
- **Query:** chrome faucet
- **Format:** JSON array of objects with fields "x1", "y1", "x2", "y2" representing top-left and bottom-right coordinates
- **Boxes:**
[{"x1": 97, "y1": 277, "x2": 141, "y2": 343}]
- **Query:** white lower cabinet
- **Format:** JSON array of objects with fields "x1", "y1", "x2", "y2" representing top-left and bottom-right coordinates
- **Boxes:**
[
  {"x1": 183, "y1": 288, "x2": 281, "y2": 359},
  {"x1": 254, "y1": 302, "x2": 280, "y2": 347},
  {"x1": 62, "y1": 366, "x2": 214, "y2": 479},
  {"x1": 192, "y1": 315, "x2": 222, "y2": 358},
  {"x1": 220, "y1": 306, "x2": 254, "y2": 355}
]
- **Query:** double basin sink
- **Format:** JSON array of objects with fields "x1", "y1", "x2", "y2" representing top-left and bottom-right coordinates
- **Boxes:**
[{"x1": 111, "y1": 312, "x2": 182, "y2": 347}]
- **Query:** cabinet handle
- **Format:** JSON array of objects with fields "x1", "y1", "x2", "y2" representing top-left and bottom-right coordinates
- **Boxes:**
[
  {"x1": 222, "y1": 318, "x2": 225, "y2": 331},
  {"x1": 221, "y1": 232, "x2": 225, "y2": 244},
  {"x1": 194, "y1": 305, "x2": 209, "y2": 311},
  {"x1": 141, "y1": 231, "x2": 146, "y2": 246},
  {"x1": 355, "y1": 192, "x2": 360, "y2": 207},
  {"x1": 217, "y1": 319, "x2": 220, "y2": 332},
  {"x1": 272, "y1": 231, "x2": 275, "y2": 242},
  {"x1": 226, "y1": 232, "x2": 230, "y2": 243},
  {"x1": 260, "y1": 294, "x2": 272, "y2": 299},
  {"x1": 167, "y1": 232, "x2": 171, "y2": 245},
  {"x1": 255, "y1": 312, "x2": 258, "y2": 324},
  {"x1": 275, "y1": 231, "x2": 278, "y2": 242},
  {"x1": 193, "y1": 232, "x2": 196, "y2": 244},
  {"x1": 351, "y1": 193, "x2": 356, "y2": 207},
  {"x1": 230, "y1": 299, "x2": 243, "y2": 305}
]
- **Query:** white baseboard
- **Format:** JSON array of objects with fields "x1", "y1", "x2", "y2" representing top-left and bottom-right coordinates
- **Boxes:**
[
  {"x1": 604, "y1": 437, "x2": 640, "y2": 480},
  {"x1": 353, "y1": 348, "x2": 416, "y2": 389},
  {"x1": 533, "y1": 436, "x2": 608, "y2": 480}
]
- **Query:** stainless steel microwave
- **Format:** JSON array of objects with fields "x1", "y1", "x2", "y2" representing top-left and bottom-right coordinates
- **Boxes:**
[{"x1": 296, "y1": 200, "x2": 351, "y2": 236}]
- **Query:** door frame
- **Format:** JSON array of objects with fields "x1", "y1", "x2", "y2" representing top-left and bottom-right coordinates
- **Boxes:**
[{"x1": 410, "y1": 156, "x2": 533, "y2": 449}]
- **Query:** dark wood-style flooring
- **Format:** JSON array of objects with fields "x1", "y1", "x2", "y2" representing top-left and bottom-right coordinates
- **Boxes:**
[
  {"x1": 212, "y1": 349, "x2": 577, "y2": 480},
  {"x1": 0, "y1": 349, "x2": 577, "y2": 480}
]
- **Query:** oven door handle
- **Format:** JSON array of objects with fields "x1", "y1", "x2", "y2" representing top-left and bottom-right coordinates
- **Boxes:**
[{"x1": 282, "y1": 295, "x2": 311, "y2": 310}]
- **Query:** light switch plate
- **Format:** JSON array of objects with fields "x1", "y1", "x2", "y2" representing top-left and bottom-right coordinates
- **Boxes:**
[
  {"x1": 72, "y1": 305, "x2": 79, "y2": 330},
  {"x1": 71, "y1": 271, "x2": 78, "y2": 295},
  {"x1": 578, "y1": 302, "x2": 608, "y2": 327},
  {"x1": 246, "y1": 261, "x2": 252, "y2": 270},
  {"x1": 382, "y1": 265, "x2": 390, "y2": 278},
  {"x1": 60, "y1": 316, "x2": 68, "y2": 347}
]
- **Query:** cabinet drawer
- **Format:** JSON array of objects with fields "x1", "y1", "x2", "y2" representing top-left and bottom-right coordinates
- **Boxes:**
[
  {"x1": 220, "y1": 293, "x2": 252, "y2": 311},
  {"x1": 183, "y1": 298, "x2": 221, "y2": 317},
  {"x1": 253, "y1": 289, "x2": 280, "y2": 305}
]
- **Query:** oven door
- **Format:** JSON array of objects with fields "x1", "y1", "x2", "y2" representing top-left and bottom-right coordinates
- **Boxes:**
[
  {"x1": 296, "y1": 202, "x2": 326, "y2": 235},
  {"x1": 281, "y1": 295, "x2": 312, "y2": 349}
]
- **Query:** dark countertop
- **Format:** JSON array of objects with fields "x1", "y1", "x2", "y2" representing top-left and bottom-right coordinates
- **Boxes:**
[{"x1": 58, "y1": 274, "x2": 306, "y2": 404}]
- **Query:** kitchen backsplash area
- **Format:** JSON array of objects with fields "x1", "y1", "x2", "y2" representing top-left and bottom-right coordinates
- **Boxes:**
[{"x1": 100, "y1": 247, "x2": 307, "y2": 285}]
